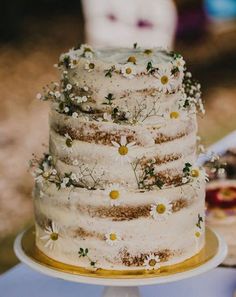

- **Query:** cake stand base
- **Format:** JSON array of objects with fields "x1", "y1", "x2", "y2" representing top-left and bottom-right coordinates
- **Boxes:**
[
  {"x1": 14, "y1": 227, "x2": 227, "y2": 297},
  {"x1": 103, "y1": 286, "x2": 141, "y2": 297}
]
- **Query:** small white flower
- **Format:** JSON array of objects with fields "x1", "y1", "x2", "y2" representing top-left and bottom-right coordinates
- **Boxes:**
[
  {"x1": 80, "y1": 44, "x2": 94, "y2": 59},
  {"x1": 155, "y1": 65, "x2": 176, "y2": 93},
  {"x1": 182, "y1": 176, "x2": 189, "y2": 184},
  {"x1": 105, "y1": 231, "x2": 121, "y2": 246},
  {"x1": 72, "y1": 112, "x2": 79, "y2": 118},
  {"x1": 40, "y1": 222, "x2": 60, "y2": 250},
  {"x1": 173, "y1": 56, "x2": 185, "y2": 72},
  {"x1": 84, "y1": 60, "x2": 95, "y2": 72},
  {"x1": 66, "y1": 84, "x2": 72, "y2": 91},
  {"x1": 121, "y1": 63, "x2": 136, "y2": 79},
  {"x1": 64, "y1": 106, "x2": 69, "y2": 113},
  {"x1": 72, "y1": 159, "x2": 79, "y2": 166},
  {"x1": 54, "y1": 91, "x2": 61, "y2": 98},
  {"x1": 150, "y1": 198, "x2": 172, "y2": 220},
  {"x1": 61, "y1": 177, "x2": 70, "y2": 189},
  {"x1": 70, "y1": 173, "x2": 82, "y2": 183},
  {"x1": 51, "y1": 169, "x2": 57, "y2": 175},
  {"x1": 111, "y1": 135, "x2": 136, "y2": 163},
  {"x1": 83, "y1": 86, "x2": 89, "y2": 92},
  {"x1": 103, "y1": 113, "x2": 112, "y2": 122},
  {"x1": 76, "y1": 96, "x2": 87, "y2": 104},
  {"x1": 144, "y1": 254, "x2": 161, "y2": 270},
  {"x1": 105, "y1": 184, "x2": 124, "y2": 206},
  {"x1": 36, "y1": 93, "x2": 42, "y2": 100}
]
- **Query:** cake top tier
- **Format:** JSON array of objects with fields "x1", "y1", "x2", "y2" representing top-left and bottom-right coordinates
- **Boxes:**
[
  {"x1": 60, "y1": 45, "x2": 176, "y2": 67},
  {"x1": 38, "y1": 44, "x2": 204, "y2": 126}
]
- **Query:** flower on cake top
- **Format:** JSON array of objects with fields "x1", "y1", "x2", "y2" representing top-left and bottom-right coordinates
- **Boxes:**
[
  {"x1": 62, "y1": 133, "x2": 74, "y2": 153},
  {"x1": 105, "y1": 184, "x2": 124, "y2": 206},
  {"x1": 144, "y1": 254, "x2": 161, "y2": 270},
  {"x1": 105, "y1": 231, "x2": 121, "y2": 246},
  {"x1": 155, "y1": 65, "x2": 176, "y2": 93},
  {"x1": 79, "y1": 44, "x2": 94, "y2": 59},
  {"x1": 150, "y1": 198, "x2": 172, "y2": 220},
  {"x1": 191, "y1": 167, "x2": 209, "y2": 182},
  {"x1": 84, "y1": 60, "x2": 95, "y2": 72},
  {"x1": 121, "y1": 63, "x2": 136, "y2": 79},
  {"x1": 40, "y1": 221, "x2": 60, "y2": 250},
  {"x1": 166, "y1": 109, "x2": 188, "y2": 121},
  {"x1": 111, "y1": 135, "x2": 136, "y2": 163}
]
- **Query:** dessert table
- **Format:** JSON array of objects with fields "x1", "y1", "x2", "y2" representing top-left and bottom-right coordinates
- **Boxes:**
[{"x1": 0, "y1": 264, "x2": 235, "y2": 297}]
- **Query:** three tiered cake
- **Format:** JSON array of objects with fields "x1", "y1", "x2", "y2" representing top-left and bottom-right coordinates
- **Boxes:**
[{"x1": 33, "y1": 44, "x2": 206, "y2": 271}]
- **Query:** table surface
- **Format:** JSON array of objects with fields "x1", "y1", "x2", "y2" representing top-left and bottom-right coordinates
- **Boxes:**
[{"x1": 0, "y1": 264, "x2": 235, "y2": 297}]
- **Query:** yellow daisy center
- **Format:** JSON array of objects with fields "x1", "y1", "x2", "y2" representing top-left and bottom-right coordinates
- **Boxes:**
[
  {"x1": 89, "y1": 62, "x2": 95, "y2": 69},
  {"x1": 109, "y1": 233, "x2": 117, "y2": 241},
  {"x1": 42, "y1": 171, "x2": 50, "y2": 178},
  {"x1": 156, "y1": 204, "x2": 166, "y2": 214},
  {"x1": 149, "y1": 259, "x2": 157, "y2": 267},
  {"x1": 109, "y1": 190, "x2": 120, "y2": 200},
  {"x1": 127, "y1": 56, "x2": 136, "y2": 64},
  {"x1": 161, "y1": 75, "x2": 169, "y2": 85},
  {"x1": 170, "y1": 111, "x2": 180, "y2": 119},
  {"x1": 144, "y1": 49, "x2": 153, "y2": 55},
  {"x1": 118, "y1": 145, "x2": 128, "y2": 155},
  {"x1": 191, "y1": 169, "x2": 200, "y2": 178},
  {"x1": 125, "y1": 67, "x2": 132, "y2": 74},
  {"x1": 66, "y1": 138, "x2": 73, "y2": 147},
  {"x1": 84, "y1": 47, "x2": 92, "y2": 53},
  {"x1": 50, "y1": 232, "x2": 59, "y2": 241},
  {"x1": 195, "y1": 231, "x2": 201, "y2": 238}
]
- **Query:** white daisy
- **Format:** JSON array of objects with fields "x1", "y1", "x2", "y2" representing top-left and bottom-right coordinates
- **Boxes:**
[
  {"x1": 111, "y1": 135, "x2": 136, "y2": 163},
  {"x1": 84, "y1": 61, "x2": 95, "y2": 72},
  {"x1": 105, "y1": 184, "x2": 124, "y2": 206},
  {"x1": 80, "y1": 44, "x2": 94, "y2": 59},
  {"x1": 155, "y1": 65, "x2": 176, "y2": 93},
  {"x1": 144, "y1": 254, "x2": 161, "y2": 270},
  {"x1": 150, "y1": 198, "x2": 172, "y2": 220},
  {"x1": 173, "y1": 56, "x2": 185, "y2": 72},
  {"x1": 167, "y1": 110, "x2": 188, "y2": 121},
  {"x1": 62, "y1": 133, "x2": 74, "y2": 153},
  {"x1": 105, "y1": 231, "x2": 121, "y2": 246},
  {"x1": 190, "y1": 167, "x2": 209, "y2": 182},
  {"x1": 54, "y1": 91, "x2": 61, "y2": 99},
  {"x1": 121, "y1": 63, "x2": 136, "y2": 79},
  {"x1": 40, "y1": 222, "x2": 60, "y2": 250},
  {"x1": 70, "y1": 172, "x2": 82, "y2": 183}
]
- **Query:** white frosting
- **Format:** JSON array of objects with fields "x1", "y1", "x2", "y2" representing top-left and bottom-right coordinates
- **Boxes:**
[{"x1": 33, "y1": 46, "x2": 205, "y2": 271}]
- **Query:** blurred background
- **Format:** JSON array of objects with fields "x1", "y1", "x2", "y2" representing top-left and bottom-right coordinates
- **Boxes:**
[{"x1": 1, "y1": 0, "x2": 236, "y2": 273}]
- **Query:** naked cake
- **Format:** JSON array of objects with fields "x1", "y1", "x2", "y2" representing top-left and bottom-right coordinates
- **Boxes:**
[{"x1": 32, "y1": 44, "x2": 207, "y2": 271}]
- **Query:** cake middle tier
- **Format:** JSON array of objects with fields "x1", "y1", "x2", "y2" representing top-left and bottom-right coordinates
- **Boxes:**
[{"x1": 49, "y1": 109, "x2": 197, "y2": 190}]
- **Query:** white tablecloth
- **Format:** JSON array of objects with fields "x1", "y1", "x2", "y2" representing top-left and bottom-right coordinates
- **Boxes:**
[{"x1": 0, "y1": 264, "x2": 235, "y2": 297}]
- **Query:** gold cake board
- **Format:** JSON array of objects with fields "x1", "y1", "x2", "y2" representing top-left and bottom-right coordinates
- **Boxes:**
[{"x1": 15, "y1": 226, "x2": 226, "y2": 281}]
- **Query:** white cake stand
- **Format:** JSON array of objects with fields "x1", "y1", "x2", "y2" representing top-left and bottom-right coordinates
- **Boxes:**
[{"x1": 14, "y1": 227, "x2": 227, "y2": 297}]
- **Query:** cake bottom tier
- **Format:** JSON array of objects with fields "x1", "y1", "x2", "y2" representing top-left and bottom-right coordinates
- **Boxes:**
[{"x1": 34, "y1": 178, "x2": 205, "y2": 271}]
